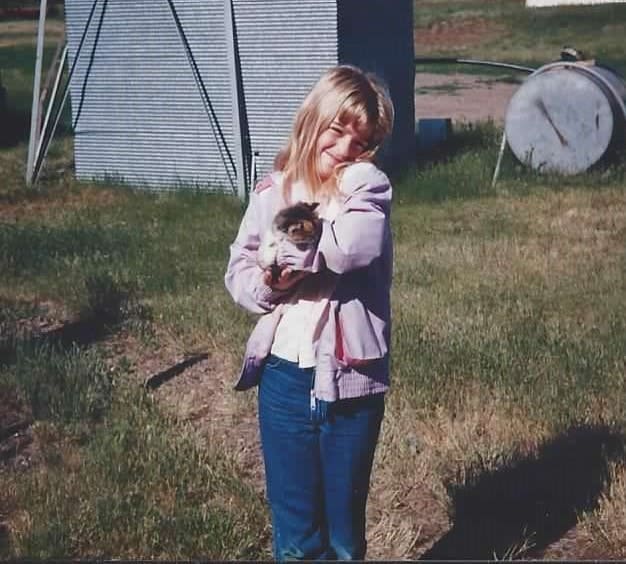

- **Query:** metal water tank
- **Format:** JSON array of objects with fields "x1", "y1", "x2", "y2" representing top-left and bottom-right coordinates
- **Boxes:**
[{"x1": 505, "y1": 61, "x2": 626, "y2": 174}]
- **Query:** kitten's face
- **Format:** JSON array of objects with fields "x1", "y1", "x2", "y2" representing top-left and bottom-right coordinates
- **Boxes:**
[{"x1": 273, "y1": 202, "x2": 320, "y2": 244}]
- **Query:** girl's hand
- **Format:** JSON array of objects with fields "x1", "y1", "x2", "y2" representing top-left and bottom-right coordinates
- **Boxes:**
[{"x1": 263, "y1": 267, "x2": 309, "y2": 291}]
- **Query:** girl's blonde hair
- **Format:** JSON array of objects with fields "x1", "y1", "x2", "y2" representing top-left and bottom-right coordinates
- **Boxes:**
[{"x1": 275, "y1": 65, "x2": 394, "y2": 201}]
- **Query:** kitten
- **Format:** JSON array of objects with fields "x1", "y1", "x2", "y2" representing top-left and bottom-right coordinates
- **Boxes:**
[{"x1": 258, "y1": 201, "x2": 320, "y2": 281}]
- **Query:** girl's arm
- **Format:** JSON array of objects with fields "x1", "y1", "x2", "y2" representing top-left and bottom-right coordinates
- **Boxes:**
[
  {"x1": 225, "y1": 191, "x2": 292, "y2": 314},
  {"x1": 277, "y1": 162, "x2": 391, "y2": 275}
]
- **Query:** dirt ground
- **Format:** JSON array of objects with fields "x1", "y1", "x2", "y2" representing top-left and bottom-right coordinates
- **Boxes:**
[
  {"x1": 413, "y1": 13, "x2": 523, "y2": 125},
  {"x1": 415, "y1": 72, "x2": 521, "y2": 124}
]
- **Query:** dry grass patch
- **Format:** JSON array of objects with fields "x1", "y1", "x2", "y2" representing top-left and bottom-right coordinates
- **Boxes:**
[
  {"x1": 580, "y1": 462, "x2": 626, "y2": 557},
  {"x1": 397, "y1": 187, "x2": 626, "y2": 274},
  {"x1": 1, "y1": 140, "x2": 129, "y2": 222},
  {"x1": 414, "y1": 17, "x2": 506, "y2": 54},
  {"x1": 394, "y1": 187, "x2": 626, "y2": 332},
  {"x1": 502, "y1": 189, "x2": 626, "y2": 276},
  {"x1": 366, "y1": 384, "x2": 551, "y2": 558},
  {"x1": 0, "y1": 184, "x2": 130, "y2": 222},
  {"x1": 0, "y1": 19, "x2": 64, "y2": 48}
]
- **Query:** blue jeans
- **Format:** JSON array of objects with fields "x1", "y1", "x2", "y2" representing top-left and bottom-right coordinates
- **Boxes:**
[{"x1": 258, "y1": 354, "x2": 385, "y2": 561}]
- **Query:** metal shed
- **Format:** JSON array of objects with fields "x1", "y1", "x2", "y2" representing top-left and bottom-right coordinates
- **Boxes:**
[{"x1": 63, "y1": 0, "x2": 414, "y2": 195}]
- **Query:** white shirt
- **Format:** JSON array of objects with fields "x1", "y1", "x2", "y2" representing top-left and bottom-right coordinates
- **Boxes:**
[{"x1": 270, "y1": 180, "x2": 340, "y2": 367}]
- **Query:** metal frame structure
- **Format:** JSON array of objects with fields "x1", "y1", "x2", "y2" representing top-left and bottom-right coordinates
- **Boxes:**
[
  {"x1": 26, "y1": 0, "x2": 48, "y2": 185},
  {"x1": 27, "y1": 0, "x2": 247, "y2": 197}
]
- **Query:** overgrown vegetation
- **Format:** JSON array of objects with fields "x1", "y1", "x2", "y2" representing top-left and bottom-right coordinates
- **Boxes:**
[
  {"x1": 1, "y1": 4, "x2": 626, "y2": 560},
  {"x1": 1, "y1": 347, "x2": 268, "y2": 559}
]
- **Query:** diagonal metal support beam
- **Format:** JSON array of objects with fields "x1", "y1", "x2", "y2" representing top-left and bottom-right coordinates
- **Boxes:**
[
  {"x1": 166, "y1": 0, "x2": 238, "y2": 194},
  {"x1": 26, "y1": 0, "x2": 48, "y2": 186},
  {"x1": 28, "y1": 0, "x2": 102, "y2": 186}
]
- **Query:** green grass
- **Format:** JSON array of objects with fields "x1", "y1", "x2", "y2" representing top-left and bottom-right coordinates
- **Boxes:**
[
  {"x1": 2, "y1": 343, "x2": 113, "y2": 423},
  {"x1": 2, "y1": 6, "x2": 626, "y2": 559},
  {"x1": 1, "y1": 308, "x2": 268, "y2": 559},
  {"x1": 391, "y1": 124, "x2": 626, "y2": 430},
  {"x1": 0, "y1": 181, "x2": 247, "y2": 328},
  {"x1": 5, "y1": 379, "x2": 268, "y2": 559},
  {"x1": 415, "y1": 82, "x2": 465, "y2": 96},
  {"x1": 413, "y1": 0, "x2": 626, "y2": 74},
  {"x1": 1, "y1": 119, "x2": 625, "y2": 557}
]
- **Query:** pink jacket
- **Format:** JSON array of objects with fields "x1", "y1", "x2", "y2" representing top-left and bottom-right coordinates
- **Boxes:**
[{"x1": 224, "y1": 162, "x2": 392, "y2": 401}]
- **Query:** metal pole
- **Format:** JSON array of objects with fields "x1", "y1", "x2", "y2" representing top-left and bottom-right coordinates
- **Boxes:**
[
  {"x1": 224, "y1": 0, "x2": 246, "y2": 199},
  {"x1": 26, "y1": 0, "x2": 48, "y2": 186},
  {"x1": 250, "y1": 151, "x2": 259, "y2": 193},
  {"x1": 414, "y1": 57, "x2": 535, "y2": 74},
  {"x1": 33, "y1": 44, "x2": 68, "y2": 179},
  {"x1": 491, "y1": 130, "x2": 507, "y2": 189},
  {"x1": 31, "y1": 0, "x2": 101, "y2": 186}
]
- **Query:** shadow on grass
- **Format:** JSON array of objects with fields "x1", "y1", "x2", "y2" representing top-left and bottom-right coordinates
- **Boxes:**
[
  {"x1": 0, "y1": 314, "x2": 117, "y2": 367},
  {"x1": 0, "y1": 275, "x2": 143, "y2": 366},
  {"x1": 0, "y1": 522, "x2": 9, "y2": 558},
  {"x1": 144, "y1": 353, "x2": 209, "y2": 390},
  {"x1": 420, "y1": 424, "x2": 625, "y2": 560},
  {"x1": 0, "y1": 108, "x2": 31, "y2": 148}
]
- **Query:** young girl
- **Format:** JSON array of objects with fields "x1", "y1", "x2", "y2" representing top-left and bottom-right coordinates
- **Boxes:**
[{"x1": 225, "y1": 65, "x2": 394, "y2": 561}]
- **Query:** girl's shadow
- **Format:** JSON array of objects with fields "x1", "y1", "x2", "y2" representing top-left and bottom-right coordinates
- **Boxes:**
[{"x1": 420, "y1": 424, "x2": 625, "y2": 560}]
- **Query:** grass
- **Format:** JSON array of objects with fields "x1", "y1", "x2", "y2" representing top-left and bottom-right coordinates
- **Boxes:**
[
  {"x1": 413, "y1": 0, "x2": 626, "y2": 74},
  {"x1": 5, "y1": 342, "x2": 113, "y2": 423},
  {"x1": 2, "y1": 371, "x2": 268, "y2": 559},
  {"x1": 0, "y1": 16, "x2": 67, "y2": 146},
  {"x1": 1, "y1": 294, "x2": 267, "y2": 559},
  {"x1": 372, "y1": 124, "x2": 626, "y2": 557},
  {"x1": 2, "y1": 5, "x2": 626, "y2": 560},
  {"x1": 415, "y1": 82, "x2": 465, "y2": 96},
  {"x1": 1, "y1": 122, "x2": 625, "y2": 559}
]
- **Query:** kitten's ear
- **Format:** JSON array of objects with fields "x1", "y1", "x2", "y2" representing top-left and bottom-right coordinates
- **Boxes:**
[{"x1": 308, "y1": 202, "x2": 320, "y2": 212}]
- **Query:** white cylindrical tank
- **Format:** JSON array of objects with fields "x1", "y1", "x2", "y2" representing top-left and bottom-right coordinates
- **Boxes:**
[{"x1": 505, "y1": 61, "x2": 626, "y2": 174}]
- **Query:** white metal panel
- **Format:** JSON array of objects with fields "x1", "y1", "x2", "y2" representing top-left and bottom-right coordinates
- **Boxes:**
[
  {"x1": 232, "y1": 0, "x2": 338, "y2": 181},
  {"x1": 65, "y1": 0, "x2": 236, "y2": 191},
  {"x1": 64, "y1": 0, "x2": 414, "y2": 194}
]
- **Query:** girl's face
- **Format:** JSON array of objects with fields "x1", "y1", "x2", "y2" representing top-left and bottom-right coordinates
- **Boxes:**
[{"x1": 316, "y1": 120, "x2": 370, "y2": 182}]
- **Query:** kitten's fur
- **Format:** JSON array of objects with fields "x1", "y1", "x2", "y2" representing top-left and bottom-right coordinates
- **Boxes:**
[{"x1": 258, "y1": 201, "x2": 320, "y2": 280}]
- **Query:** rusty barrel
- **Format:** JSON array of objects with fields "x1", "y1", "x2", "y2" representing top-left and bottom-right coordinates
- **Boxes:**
[{"x1": 505, "y1": 61, "x2": 626, "y2": 174}]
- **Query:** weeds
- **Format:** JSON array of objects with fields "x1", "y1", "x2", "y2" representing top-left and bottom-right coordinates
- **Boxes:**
[
  {"x1": 1, "y1": 343, "x2": 113, "y2": 424},
  {"x1": 581, "y1": 462, "x2": 626, "y2": 557},
  {"x1": 7, "y1": 381, "x2": 268, "y2": 559}
]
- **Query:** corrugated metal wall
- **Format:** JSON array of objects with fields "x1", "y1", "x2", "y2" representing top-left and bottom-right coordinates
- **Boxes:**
[
  {"x1": 65, "y1": 0, "x2": 237, "y2": 191},
  {"x1": 231, "y1": 0, "x2": 338, "y2": 182},
  {"x1": 64, "y1": 0, "x2": 414, "y2": 193},
  {"x1": 338, "y1": 0, "x2": 415, "y2": 170}
]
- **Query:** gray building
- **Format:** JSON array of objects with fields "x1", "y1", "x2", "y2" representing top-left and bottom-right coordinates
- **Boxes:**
[{"x1": 65, "y1": 0, "x2": 414, "y2": 195}]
